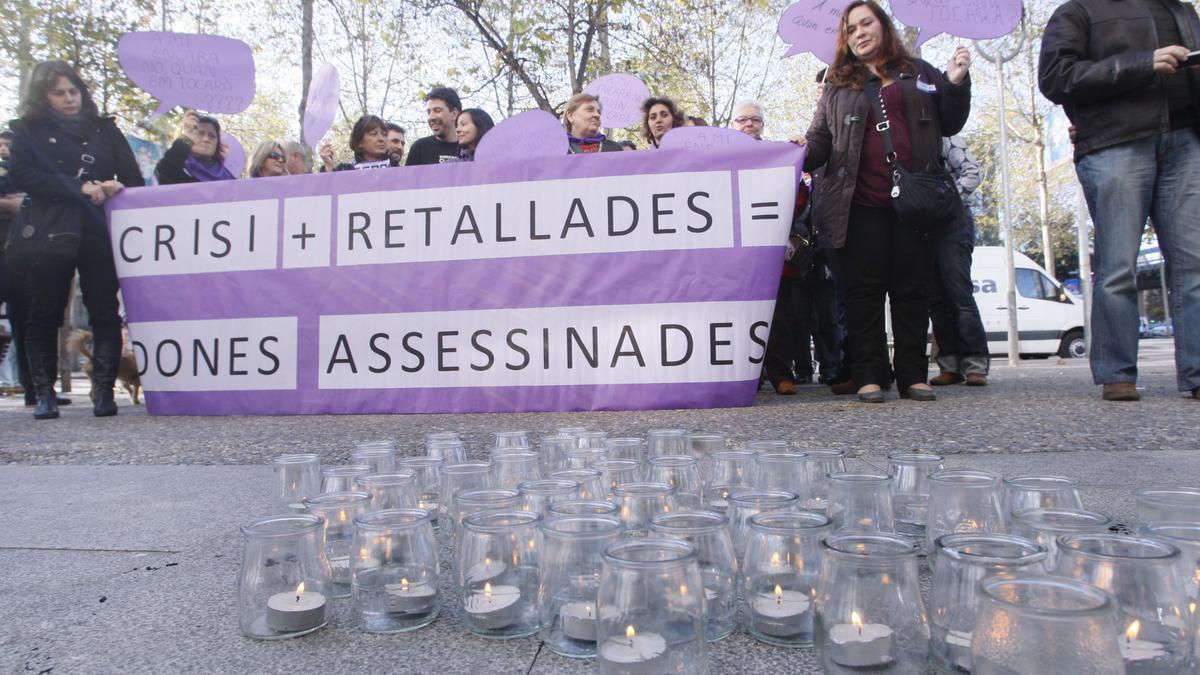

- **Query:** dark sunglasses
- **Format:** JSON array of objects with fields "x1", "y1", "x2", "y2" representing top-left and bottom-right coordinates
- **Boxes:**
[{"x1": 268, "y1": 152, "x2": 284, "y2": 161}]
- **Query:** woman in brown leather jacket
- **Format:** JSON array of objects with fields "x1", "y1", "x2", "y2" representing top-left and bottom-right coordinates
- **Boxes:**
[{"x1": 803, "y1": 0, "x2": 972, "y2": 403}]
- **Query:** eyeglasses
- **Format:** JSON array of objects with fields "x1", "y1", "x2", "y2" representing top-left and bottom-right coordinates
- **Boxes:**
[
  {"x1": 268, "y1": 152, "x2": 284, "y2": 161},
  {"x1": 734, "y1": 116, "x2": 764, "y2": 125}
]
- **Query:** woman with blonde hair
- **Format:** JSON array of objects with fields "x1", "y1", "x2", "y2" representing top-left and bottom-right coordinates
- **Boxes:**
[
  {"x1": 562, "y1": 93, "x2": 622, "y2": 154},
  {"x1": 247, "y1": 141, "x2": 288, "y2": 178}
]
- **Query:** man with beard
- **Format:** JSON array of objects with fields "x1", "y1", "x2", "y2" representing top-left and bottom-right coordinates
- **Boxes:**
[
  {"x1": 386, "y1": 123, "x2": 406, "y2": 165},
  {"x1": 405, "y1": 87, "x2": 461, "y2": 166}
]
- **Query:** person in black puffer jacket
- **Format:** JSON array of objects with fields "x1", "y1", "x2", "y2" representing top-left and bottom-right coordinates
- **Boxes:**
[{"x1": 6, "y1": 60, "x2": 144, "y2": 419}]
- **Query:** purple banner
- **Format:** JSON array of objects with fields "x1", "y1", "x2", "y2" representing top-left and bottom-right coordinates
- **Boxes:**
[{"x1": 106, "y1": 145, "x2": 803, "y2": 415}]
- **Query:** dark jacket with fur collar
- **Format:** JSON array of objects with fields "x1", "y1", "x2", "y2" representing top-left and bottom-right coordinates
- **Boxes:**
[{"x1": 803, "y1": 59, "x2": 971, "y2": 248}]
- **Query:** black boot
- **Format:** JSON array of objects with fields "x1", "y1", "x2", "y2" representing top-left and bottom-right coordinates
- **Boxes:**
[
  {"x1": 26, "y1": 338, "x2": 60, "y2": 420},
  {"x1": 90, "y1": 332, "x2": 121, "y2": 417}
]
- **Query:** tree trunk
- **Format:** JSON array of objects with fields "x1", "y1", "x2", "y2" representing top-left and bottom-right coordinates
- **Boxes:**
[{"x1": 299, "y1": 0, "x2": 314, "y2": 145}]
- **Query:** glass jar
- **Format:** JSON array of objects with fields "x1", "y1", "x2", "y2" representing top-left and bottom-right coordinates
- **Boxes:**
[
  {"x1": 549, "y1": 500, "x2": 620, "y2": 518},
  {"x1": 438, "y1": 462, "x2": 492, "y2": 538},
  {"x1": 1002, "y1": 475, "x2": 1084, "y2": 524},
  {"x1": 351, "y1": 508, "x2": 439, "y2": 633},
  {"x1": 742, "y1": 511, "x2": 830, "y2": 647},
  {"x1": 604, "y1": 437, "x2": 647, "y2": 465},
  {"x1": 926, "y1": 469, "x2": 1005, "y2": 557},
  {"x1": 564, "y1": 448, "x2": 607, "y2": 470},
  {"x1": 593, "y1": 459, "x2": 642, "y2": 496},
  {"x1": 597, "y1": 538, "x2": 708, "y2": 675},
  {"x1": 540, "y1": 434, "x2": 578, "y2": 474},
  {"x1": 612, "y1": 482, "x2": 678, "y2": 536},
  {"x1": 492, "y1": 429, "x2": 532, "y2": 451},
  {"x1": 827, "y1": 472, "x2": 895, "y2": 534},
  {"x1": 1139, "y1": 522, "x2": 1200, "y2": 610},
  {"x1": 238, "y1": 514, "x2": 330, "y2": 639},
  {"x1": 320, "y1": 464, "x2": 372, "y2": 493},
  {"x1": 302, "y1": 491, "x2": 372, "y2": 598},
  {"x1": 754, "y1": 453, "x2": 811, "y2": 502},
  {"x1": 549, "y1": 468, "x2": 607, "y2": 502},
  {"x1": 449, "y1": 487, "x2": 522, "y2": 553},
  {"x1": 519, "y1": 478, "x2": 581, "y2": 517},
  {"x1": 425, "y1": 430, "x2": 460, "y2": 445},
  {"x1": 491, "y1": 450, "x2": 542, "y2": 488},
  {"x1": 426, "y1": 439, "x2": 467, "y2": 465},
  {"x1": 971, "y1": 575, "x2": 1124, "y2": 674},
  {"x1": 577, "y1": 430, "x2": 609, "y2": 449},
  {"x1": 1053, "y1": 534, "x2": 1193, "y2": 673},
  {"x1": 687, "y1": 432, "x2": 728, "y2": 460},
  {"x1": 350, "y1": 445, "x2": 396, "y2": 474},
  {"x1": 744, "y1": 439, "x2": 791, "y2": 454},
  {"x1": 646, "y1": 428, "x2": 688, "y2": 456},
  {"x1": 556, "y1": 426, "x2": 590, "y2": 439},
  {"x1": 886, "y1": 452, "x2": 944, "y2": 537},
  {"x1": 354, "y1": 472, "x2": 418, "y2": 510},
  {"x1": 1137, "y1": 487, "x2": 1200, "y2": 525},
  {"x1": 815, "y1": 533, "x2": 929, "y2": 673},
  {"x1": 272, "y1": 453, "x2": 320, "y2": 513},
  {"x1": 646, "y1": 456, "x2": 705, "y2": 510},
  {"x1": 457, "y1": 510, "x2": 542, "y2": 638},
  {"x1": 539, "y1": 514, "x2": 625, "y2": 657},
  {"x1": 798, "y1": 449, "x2": 847, "y2": 513},
  {"x1": 929, "y1": 533, "x2": 1048, "y2": 673},
  {"x1": 1010, "y1": 508, "x2": 1112, "y2": 569},
  {"x1": 396, "y1": 456, "x2": 444, "y2": 516},
  {"x1": 650, "y1": 511, "x2": 739, "y2": 642},
  {"x1": 728, "y1": 490, "x2": 798, "y2": 560},
  {"x1": 704, "y1": 450, "x2": 757, "y2": 491}
]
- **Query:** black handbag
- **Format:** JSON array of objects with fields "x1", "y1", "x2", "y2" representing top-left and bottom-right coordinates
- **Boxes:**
[{"x1": 865, "y1": 79, "x2": 962, "y2": 239}]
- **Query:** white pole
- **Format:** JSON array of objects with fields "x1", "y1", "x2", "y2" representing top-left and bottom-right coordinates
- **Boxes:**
[
  {"x1": 1076, "y1": 183, "x2": 1093, "y2": 353},
  {"x1": 997, "y1": 61, "x2": 1021, "y2": 367}
]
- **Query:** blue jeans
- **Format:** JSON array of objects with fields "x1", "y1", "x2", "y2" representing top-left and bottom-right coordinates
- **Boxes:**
[{"x1": 1077, "y1": 128, "x2": 1200, "y2": 391}]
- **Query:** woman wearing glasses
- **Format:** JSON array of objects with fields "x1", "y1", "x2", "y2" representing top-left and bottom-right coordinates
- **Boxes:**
[
  {"x1": 248, "y1": 141, "x2": 288, "y2": 178},
  {"x1": 803, "y1": 0, "x2": 971, "y2": 403},
  {"x1": 731, "y1": 102, "x2": 766, "y2": 140}
]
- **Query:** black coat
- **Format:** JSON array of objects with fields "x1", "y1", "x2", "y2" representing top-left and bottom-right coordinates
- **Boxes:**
[
  {"x1": 803, "y1": 60, "x2": 971, "y2": 249},
  {"x1": 1039, "y1": 0, "x2": 1200, "y2": 160},
  {"x1": 7, "y1": 115, "x2": 144, "y2": 227}
]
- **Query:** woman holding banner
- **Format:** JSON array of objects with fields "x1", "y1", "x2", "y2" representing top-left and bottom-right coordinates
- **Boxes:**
[
  {"x1": 454, "y1": 109, "x2": 494, "y2": 162},
  {"x1": 803, "y1": 0, "x2": 971, "y2": 403},
  {"x1": 641, "y1": 97, "x2": 685, "y2": 149},
  {"x1": 155, "y1": 109, "x2": 236, "y2": 183},
  {"x1": 6, "y1": 60, "x2": 144, "y2": 419},
  {"x1": 563, "y1": 93, "x2": 623, "y2": 154}
]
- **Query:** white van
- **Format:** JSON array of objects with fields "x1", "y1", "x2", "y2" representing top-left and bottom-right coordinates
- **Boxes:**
[{"x1": 970, "y1": 246, "x2": 1086, "y2": 359}]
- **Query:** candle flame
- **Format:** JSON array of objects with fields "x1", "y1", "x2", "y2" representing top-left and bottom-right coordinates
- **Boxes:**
[
  {"x1": 774, "y1": 584, "x2": 783, "y2": 602},
  {"x1": 401, "y1": 578, "x2": 409, "y2": 592},
  {"x1": 1126, "y1": 620, "x2": 1140, "y2": 642},
  {"x1": 587, "y1": 604, "x2": 593, "y2": 618},
  {"x1": 626, "y1": 625, "x2": 636, "y2": 640},
  {"x1": 770, "y1": 552, "x2": 781, "y2": 567},
  {"x1": 851, "y1": 611, "x2": 863, "y2": 628},
  {"x1": 484, "y1": 582, "x2": 492, "y2": 598},
  {"x1": 881, "y1": 573, "x2": 891, "y2": 585},
  {"x1": 338, "y1": 509, "x2": 346, "y2": 523},
  {"x1": 1191, "y1": 601, "x2": 1197, "y2": 615},
  {"x1": 296, "y1": 581, "x2": 305, "y2": 595},
  {"x1": 680, "y1": 584, "x2": 688, "y2": 596}
]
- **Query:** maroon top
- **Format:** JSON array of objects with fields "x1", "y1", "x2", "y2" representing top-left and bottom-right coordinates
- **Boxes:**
[{"x1": 854, "y1": 83, "x2": 912, "y2": 207}]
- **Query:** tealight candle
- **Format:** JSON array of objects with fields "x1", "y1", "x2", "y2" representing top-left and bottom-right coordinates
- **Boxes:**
[
  {"x1": 266, "y1": 582, "x2": 327, "y2": 633},
  {"x1": 385, "y1": 577, "x2": 437, "y2": 614},
  {"x1": 828, "y1": 611, "x2": 894, "y2": 667},
  {"x1": 464, "y1": 582, "x2": 521, "y2": 630},
  {"x1": 598, "y1": 625, "x2": 667, "y2": 674},
  {"x1": 559, "y1": 601, "x2": 597, "y2": 641},
  {"x1": 750, "y1": 584, "x2": 811, "y2": 638},
  {"x1": 1120, "y1": 620, "x2": 1166, "y2": 662}
]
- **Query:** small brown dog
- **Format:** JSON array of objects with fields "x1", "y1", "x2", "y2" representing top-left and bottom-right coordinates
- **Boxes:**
[{"x1": 67, "y1": 330, "x2": 142, "y2": 404}]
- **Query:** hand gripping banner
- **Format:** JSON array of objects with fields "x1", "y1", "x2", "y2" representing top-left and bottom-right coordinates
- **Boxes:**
[{"x1": 106, "y1": 143, "x2": 804, "y2": 415}]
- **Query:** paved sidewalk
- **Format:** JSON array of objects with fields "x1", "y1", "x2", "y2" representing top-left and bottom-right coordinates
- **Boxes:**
[{"x1": 0, "y1": 347, "x2": 1194, "y2": 673}]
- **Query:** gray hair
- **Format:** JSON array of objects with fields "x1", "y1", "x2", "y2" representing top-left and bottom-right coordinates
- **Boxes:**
[
  {"x1": 248, "y1": 140, "x2": 286, "y2": 178},
  {"x1": 732, "y1": 100, "x2": 766, "y2": 121},
  {"x1": 282, "y1": 140, "x2": 313, "y2": 172}
]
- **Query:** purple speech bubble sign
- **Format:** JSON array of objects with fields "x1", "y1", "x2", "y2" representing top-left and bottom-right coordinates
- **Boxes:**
[
  {"x1": 890, "y1": 0, "x2": 1023, "y2": 51},
  {"x1": 476, "y1": 109, "x2": 569, "y2": 163},
  {"x1": 658, "y1": 126, "x2": 761, "y2": 152},
  {"x1": 778, "y1": 0, "x2": 844, "y2": 65},
  {"x1": 118, "y1": 31, "x2": 256, "y2": 120},
  {"x1": 302, "y1": 63, "x2": 340, "y2": 147},
  {"x1": 221, "y1": 132, "x2": 245, "y2": 178},
  {"x1": 582, "y1": 73, "x2": 652, "y2": 129}
]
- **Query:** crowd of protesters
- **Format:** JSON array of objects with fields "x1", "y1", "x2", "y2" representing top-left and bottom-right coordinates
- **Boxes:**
[{"x1": 4, "y1": 0, "x2": 1199, "y2": 421}]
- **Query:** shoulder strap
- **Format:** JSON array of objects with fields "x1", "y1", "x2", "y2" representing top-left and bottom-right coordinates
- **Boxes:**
[{"x1": 864, "y1": 78, "x2": 897, "y2": 165}]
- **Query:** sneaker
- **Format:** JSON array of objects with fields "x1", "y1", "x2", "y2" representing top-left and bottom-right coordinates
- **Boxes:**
[
  {"x1": 775, "y1": 380, "x2": 797, "y2": 395},
  {"x1": 930, "y1": 372, "x2": 964, "y2": 386},
  {"x1": 1102, "y1": 382, "x2": 1141, "y2": 402},
  {"x1": 965, "y1": 373, "x2": 988, "y2": 387}
]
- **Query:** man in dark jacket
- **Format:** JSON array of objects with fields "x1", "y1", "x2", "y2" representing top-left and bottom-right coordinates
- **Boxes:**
[{"x1": 1040, "y1": 0, "x2": 1200, "y2": 402}]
